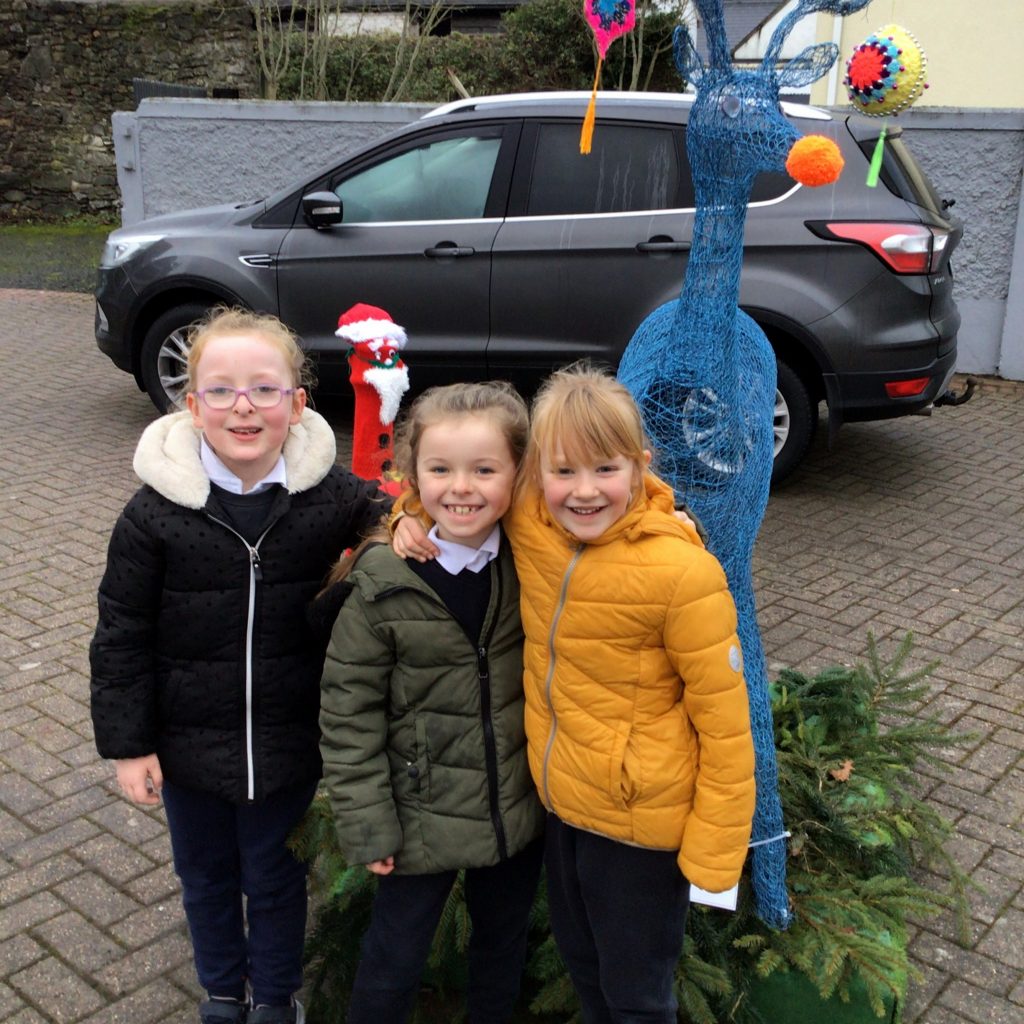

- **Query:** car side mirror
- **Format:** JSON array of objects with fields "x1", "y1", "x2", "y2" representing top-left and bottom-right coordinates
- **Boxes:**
[{"x1": 302, "y1": 192, "x2": 344, "y2": 229}]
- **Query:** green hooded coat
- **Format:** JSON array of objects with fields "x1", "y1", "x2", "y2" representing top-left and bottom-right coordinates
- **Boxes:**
[{"x1": 319, "y1": 540, "x2": 544, "y2": 874}]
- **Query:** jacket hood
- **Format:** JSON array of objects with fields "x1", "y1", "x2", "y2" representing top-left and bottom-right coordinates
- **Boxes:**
[
  {"x1": 525, "y1": 471, "x2": 703, "y2": 549},
  {"x1": 132, "y1": 407, "x2": 338, "y2": 509}
]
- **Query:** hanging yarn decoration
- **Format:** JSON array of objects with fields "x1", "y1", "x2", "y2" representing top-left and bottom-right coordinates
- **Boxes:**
[
  {"x1": 580, "y1": 0, "x2": 635, "y2": 154},
  {"x1": 845, "y1": 24, "x2": 929, "y2": 186}
]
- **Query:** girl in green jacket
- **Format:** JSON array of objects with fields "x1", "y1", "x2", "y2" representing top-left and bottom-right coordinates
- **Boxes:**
[{"x1": 318, "y1": 382, "x2": 545, "y2": 1024}]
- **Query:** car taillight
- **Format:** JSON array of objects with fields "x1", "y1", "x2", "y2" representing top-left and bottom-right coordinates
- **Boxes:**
[{"x1": 808, "y1": 222, "x2": 951, "y2": 275}]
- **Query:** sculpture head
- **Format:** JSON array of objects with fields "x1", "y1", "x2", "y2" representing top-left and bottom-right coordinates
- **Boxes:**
[{"x1": 676, "y1": 0, "x2": 871, "y2": 186}]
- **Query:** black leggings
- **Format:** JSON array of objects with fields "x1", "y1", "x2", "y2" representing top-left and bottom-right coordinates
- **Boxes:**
[
  {"x1": 544, "y1": 814, "x2": 690, "y2": 1024},
  {"x1": 347, "y1": 837, "x2": 544, "y2": 1024}
]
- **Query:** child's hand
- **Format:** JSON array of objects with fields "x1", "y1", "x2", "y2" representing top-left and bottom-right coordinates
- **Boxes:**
[
  {"x1": 393, "y1": 516, "x2": 439, "y2": 562},
  {"x1": 673, "y1": 508, "x2": 694, "y2": 529},
  {"x1": 366, "y1": 856, "x2": 395, "y2": 875},
  {"x1": 115, "y1": 755, "x2": 163, "y2": 805}
]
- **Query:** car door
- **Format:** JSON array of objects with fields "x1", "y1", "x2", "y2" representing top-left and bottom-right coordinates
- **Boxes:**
[
  {"x1": 488, "y1": 118, "x2": 694, "y2": 386},
  {"x1": 276, "y1": 122, "x2": 519, "y2": 390}
]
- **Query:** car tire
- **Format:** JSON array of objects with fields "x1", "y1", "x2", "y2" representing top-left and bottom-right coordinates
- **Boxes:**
[
  {"x1": 140, "y1": 303, "x2": 210, "y2": 412},
  {"x1": 771, "y1": 359, "x2": 817, "y2": 484}
]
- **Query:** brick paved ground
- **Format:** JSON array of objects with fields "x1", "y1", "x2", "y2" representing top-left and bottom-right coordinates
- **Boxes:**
[{"x1": 0, "y1": 288, "x2": 1020, "y2": 1023}]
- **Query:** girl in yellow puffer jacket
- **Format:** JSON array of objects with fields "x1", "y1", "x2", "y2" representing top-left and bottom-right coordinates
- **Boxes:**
[{"x1": 396, "y1": 365, "x2": 755, "y2": 1023}]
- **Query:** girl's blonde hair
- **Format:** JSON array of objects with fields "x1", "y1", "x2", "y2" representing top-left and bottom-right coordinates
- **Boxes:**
[
  {"x1": 186, "y1": 307, "x2": 315, "y2": 393},
  {"x1": 523, "y1": 363, "x2": 649, "y2": 486},
  {"x1": 321, "y1": 381, "x2": 529, "y2": 591}
]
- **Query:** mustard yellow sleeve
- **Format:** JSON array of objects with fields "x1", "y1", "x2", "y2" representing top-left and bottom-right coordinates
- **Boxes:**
[{"x1": 664, "y1": 548, "x2": 755, "y2": 891}]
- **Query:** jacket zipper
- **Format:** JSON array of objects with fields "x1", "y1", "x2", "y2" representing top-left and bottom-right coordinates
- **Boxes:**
[
  {"x1": 541, "y1": 545, "x2": 584, "y2": 810},
  {"x1": 205, "y1": 513, "x2": 276, "y2": 802},
  {"x1": 476, "y1": 560, "x2": 508, "y2": 860}
]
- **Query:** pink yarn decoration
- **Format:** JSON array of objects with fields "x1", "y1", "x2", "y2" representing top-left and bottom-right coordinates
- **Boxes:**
[{"x1": 584, "y1": 0, "x2": 636, "y2": 58}]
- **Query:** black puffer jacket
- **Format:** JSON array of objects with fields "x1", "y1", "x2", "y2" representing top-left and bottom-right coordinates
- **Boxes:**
[{"x1": 90, "y1": 409, "x2": 388, "y2": 803}]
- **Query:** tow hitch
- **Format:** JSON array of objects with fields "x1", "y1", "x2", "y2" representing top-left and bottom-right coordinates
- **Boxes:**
[{"x1": 933, "y1": 377, "x2": 977, "y2": 407}]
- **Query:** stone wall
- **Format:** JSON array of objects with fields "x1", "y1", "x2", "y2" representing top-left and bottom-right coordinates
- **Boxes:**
[{"x1": 0, "y1": 0, "x2": 258, "y2": 221}]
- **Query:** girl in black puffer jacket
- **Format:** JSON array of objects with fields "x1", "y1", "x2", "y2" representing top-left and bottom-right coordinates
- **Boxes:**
[{"x1": 89, "y1": 309, "x2": 388, "y2": 1024}]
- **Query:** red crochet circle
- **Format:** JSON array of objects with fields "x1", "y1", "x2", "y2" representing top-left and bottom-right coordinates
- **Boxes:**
[{"x1": 848, "y1": 46, "x2": 886, "y2": 91}]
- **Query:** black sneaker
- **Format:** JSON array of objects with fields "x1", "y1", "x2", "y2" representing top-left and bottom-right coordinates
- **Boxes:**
[
  {"x1": 199, "y1": 998, "x2": 247, "y2": 1023},
  {"x1": 247, "y1": 1000, "x2": 304, "y2": 1024}
]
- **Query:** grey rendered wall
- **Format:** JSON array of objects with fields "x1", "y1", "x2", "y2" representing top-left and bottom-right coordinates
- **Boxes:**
[
  {"x1": 113, "y1": 100, "x2": 1024, "y2": 380},
  {"x1": 113, "y1": 99, "x2": 432, "y2": 225},
  {"x1": 885, "y1": 108, "x2": 1024, "y2": 381}
]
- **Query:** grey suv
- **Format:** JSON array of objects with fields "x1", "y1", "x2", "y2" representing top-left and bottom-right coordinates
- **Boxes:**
[{"x1": 95, "y1": 91, "x2": 963, "y2": 480}]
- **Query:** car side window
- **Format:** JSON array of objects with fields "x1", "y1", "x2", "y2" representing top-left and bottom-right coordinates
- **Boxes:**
[
  {"x1": 335, "y1": 133, "x2": 503, "y2": 223},
  {"x1": 524, "y1": 123, "x2": 687, "y2": 216}
]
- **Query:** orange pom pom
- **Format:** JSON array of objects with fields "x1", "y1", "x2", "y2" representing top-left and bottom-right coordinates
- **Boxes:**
[{"x1": 786, "y1": 134, "x2": 844, "y2": 187}]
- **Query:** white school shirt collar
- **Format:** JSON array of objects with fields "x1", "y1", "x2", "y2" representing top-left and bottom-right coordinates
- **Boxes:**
[
  {"x1": 200, "y1": 435, "x2": 287, "y2": 495},
  {"x1": 427, "y1": 524, "x2": 500, "y2": 575}
]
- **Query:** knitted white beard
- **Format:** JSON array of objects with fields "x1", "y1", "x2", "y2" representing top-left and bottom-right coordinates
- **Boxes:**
[{"x1": 364, "y1": 363, "x2": 410, "y2": 425}]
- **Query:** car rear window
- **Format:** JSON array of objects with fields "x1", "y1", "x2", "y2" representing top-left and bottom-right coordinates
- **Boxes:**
[
  {"x1": 749, "y1": 171, "x2": 794, "y2": 203},
  {"x1": 525, "y1": 123, "x2": 682, "y2": 215},
  {"x1": 857, "y1": 128, "x2": 945, "y2": 218}
]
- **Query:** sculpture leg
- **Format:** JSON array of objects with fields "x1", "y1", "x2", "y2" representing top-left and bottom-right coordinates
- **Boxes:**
[{"x1": 731, "y1": 580, "x2": 792, "y2": 929}]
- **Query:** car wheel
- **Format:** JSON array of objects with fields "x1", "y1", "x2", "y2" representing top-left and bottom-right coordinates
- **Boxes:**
[
  {"x1": 771, "y1": 359, "x2": 817, "y2": 484},
  {"x1": 140, "y1": 304, "x2": 210, "y2": 412}
]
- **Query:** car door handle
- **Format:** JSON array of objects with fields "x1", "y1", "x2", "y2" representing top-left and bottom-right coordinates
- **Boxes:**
[
  {"x1": 424, "y1": 243, "x2": 476, "y2": 258},
  {"x1": 636, "y1": 238, "x2": 691, "y2": 253}
]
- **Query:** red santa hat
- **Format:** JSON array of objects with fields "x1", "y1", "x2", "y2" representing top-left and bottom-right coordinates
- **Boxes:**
[{"x1": 335, "y1": 303, "x2": 407, "y2": 347}]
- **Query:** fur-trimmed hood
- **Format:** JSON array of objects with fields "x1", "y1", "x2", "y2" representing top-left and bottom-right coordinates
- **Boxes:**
[{"x1": 132, "y1": 408, "x2": 338, "y2": 509}]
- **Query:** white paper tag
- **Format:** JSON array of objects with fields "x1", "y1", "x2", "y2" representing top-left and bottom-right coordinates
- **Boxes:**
[{"x1": 689, "y1": 883, "x2": 738, "y2": 911}]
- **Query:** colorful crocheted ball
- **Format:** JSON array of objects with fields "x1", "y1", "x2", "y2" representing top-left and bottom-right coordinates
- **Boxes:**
[{"x1": 845, "y1": 24, "x2": 928, "y2": 117}]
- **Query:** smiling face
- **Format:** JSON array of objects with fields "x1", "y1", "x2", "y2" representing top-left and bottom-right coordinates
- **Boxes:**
[
  {"x1": 540, "y1": 446, "x2": 646, "y2": 543},
  {"x1": 414, "y1": 414, "x2": 518, "y2": 549},
  {"x1": 186, "y1": 332, "x2": 306, "y2": 491}
]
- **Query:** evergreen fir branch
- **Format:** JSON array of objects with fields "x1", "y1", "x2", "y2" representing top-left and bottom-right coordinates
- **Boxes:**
[
  {"x1": 528, "y1": 971, "x2": 580, "y2": 1020},
  {"x1": 297, "y1": 633, "x2": 971, "y2": 1021}
]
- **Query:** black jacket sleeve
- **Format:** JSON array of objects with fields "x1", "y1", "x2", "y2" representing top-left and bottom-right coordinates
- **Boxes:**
[
  {"x1": 336, "y1": 470, "x2": 393, "y2": 543},
  {"x1": 89, "y1": 500, "x2": 165, "y2": 760}
]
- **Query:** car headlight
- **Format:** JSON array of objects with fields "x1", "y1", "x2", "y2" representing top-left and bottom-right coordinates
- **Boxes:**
[{"x1": 100, "y1": 234, "x2": 165, "y2": 268}]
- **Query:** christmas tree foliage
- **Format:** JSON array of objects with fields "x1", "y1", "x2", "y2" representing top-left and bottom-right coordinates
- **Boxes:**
[{"x1": 293, "y1": 634, "x2": 970, "y2": 1023}]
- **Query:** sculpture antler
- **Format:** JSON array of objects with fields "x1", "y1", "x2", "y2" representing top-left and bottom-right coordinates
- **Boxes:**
[
  {"x1": 761, "y1": 0, "x2": 871, "y2": 69},
  {"x1": 693, "y1": 0, "x2": 732, "y2": 70}
]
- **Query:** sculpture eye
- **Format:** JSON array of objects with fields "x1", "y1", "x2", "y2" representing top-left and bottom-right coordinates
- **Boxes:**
[{"x1": 721, "y1": 93, "x2": 742, "y2": 118}]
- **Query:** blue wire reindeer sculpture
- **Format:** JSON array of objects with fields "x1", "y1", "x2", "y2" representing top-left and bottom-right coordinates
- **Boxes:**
[{"x1": 618, "y1": 0, "x2": 871, "y2": 929}]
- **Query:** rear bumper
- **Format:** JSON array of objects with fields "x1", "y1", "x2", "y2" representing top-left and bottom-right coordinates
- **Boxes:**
[{"x1": 830, "y1": 343, "x2": 957, "y2": 423}]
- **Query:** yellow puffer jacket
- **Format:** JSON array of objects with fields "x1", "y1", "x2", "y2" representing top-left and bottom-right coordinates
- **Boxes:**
[{"x1": 505, "y1": 472, "x2": 755, "y2": 892}]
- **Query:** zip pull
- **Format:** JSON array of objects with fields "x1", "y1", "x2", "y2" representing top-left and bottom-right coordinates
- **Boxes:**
[
  {"x1": 251, "y1": 549, "x2": 263, "y2": 582},
  {"x1": 477, "y1": 646, "x2": 489, "y2": 680}
]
